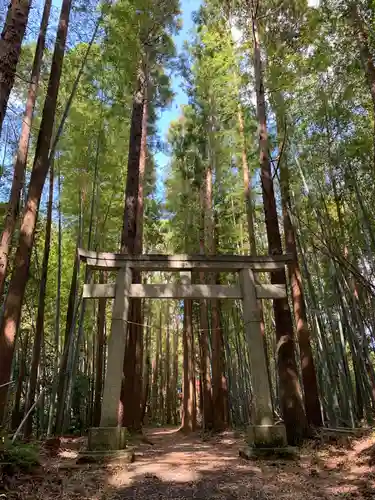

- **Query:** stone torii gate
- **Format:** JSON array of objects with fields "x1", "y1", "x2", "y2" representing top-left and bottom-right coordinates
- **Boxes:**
[{"x1": 78, "y1": 250, "x2": 290, "y2": 451}]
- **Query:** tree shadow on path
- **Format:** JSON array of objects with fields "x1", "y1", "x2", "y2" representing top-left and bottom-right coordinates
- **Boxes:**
[
  {"x1": 2, "y1": 427, "x2": 375, "y2": 499},
  {"x1": 97, "y1": 427, "x2": 375, "y2": 500}
]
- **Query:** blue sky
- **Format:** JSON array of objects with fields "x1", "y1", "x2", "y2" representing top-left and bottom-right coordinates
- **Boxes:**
[
  {"x1": 50, "y1": 0, "x2": 201, "y2": 201},
  {"x1": 1, "y1": 0, "x2": 200, "y2": 203},
  {"x1": 154, "y1": 0, "x2": 201, "y2": 201}
]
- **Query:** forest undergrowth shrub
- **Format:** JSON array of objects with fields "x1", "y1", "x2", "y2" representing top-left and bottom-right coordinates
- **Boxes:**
[{"x1": 0, "y1": 436, "x2": 40, "y2": 474}]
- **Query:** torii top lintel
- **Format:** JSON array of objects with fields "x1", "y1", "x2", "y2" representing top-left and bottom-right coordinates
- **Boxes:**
[{"x1": 78, "y1": 249, "x2": 293, "y2": 273}]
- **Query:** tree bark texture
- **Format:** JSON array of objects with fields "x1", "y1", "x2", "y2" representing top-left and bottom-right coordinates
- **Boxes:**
[
  {"x1": 279, "y1": 145, "x2": 323, "y2": 428},
  {"x1": 205, "y1": 161, "x2": 227, "y2": 431},
  {"x1": 121, "y1": 83, "x2": 147, "y2": 431},
  {"x1": 120, "y1": 70, "x2": 145, "y2": 255},
  {"x1": 10, "y1": 330, "x2": 29, "y2": 429},
  {"x1": 238, "y1": 103, "x2": 273, "y2": 410},
  {"x1": 182, "y1": 298, "x2": 196, "y2": 432},
  {"x1": 172, "y1": 314, "x2": 179, "y2": 425},
  {"x1": 0, "y1": 0, "x2": 72, "y2": 424},
  {"x1": 23, "y1": 165, "x2": 54, "y2": 438},
  {"x1": 238, "y1": 105, "x2": 257, "y2": 255},
  {"x1": 0, "y1": 0, "x2": 32, "y2": 135},
  {"x1": 251, "y1": 9, "x2": 307, "y2": 444},
  {"x1": 0, "y1": 0, "x2": 52, "y2": 300},
  {"x1": 54, "y1": 245, "x2": 79, "y2": 434},
  {"x1": 141, "y1": 315, "x2": 151, "y2": 424},
  {"x1": 198, "y1": 186, "x2": 213, "y2": 429},
  {"x1": 165, "y1": 306, "x2": 172, "y2": 424},
  {"x1": 151, "y1": 309, "x2": 161, "y2": 422}
]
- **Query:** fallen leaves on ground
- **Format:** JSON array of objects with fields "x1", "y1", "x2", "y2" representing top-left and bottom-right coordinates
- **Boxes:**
[{"x1": 1, "y1": 427, "x2": 374, "y2": 499}]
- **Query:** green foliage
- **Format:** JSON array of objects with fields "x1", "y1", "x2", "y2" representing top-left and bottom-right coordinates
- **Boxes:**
[
  {"x1": 163, "y1": 0, "x2": 375, "y2": 427},
  {"x1": 166, "y1": 3, "x2": 259, "y2": 256},
  {"x1": 0, "y1": 0, "x2": 182, "y2": 436},
  {"x1": 2, "y1": 0, "x2": 375, "y2": 436},
  {"x1": 0, "y1": 438, "x2": 40, "y2": 472}
]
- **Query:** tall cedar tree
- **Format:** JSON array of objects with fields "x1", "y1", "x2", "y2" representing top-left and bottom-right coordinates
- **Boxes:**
[
  {"x1": 250, "y1": 3, "x2": 307, "y2": 443},
  {"x1": 0, "y1": 0, "x2": 32, "y2": 135},
  {"x1": 182, "y1": 297, "x2": 196, "y2": 431},
  {"x1": 119, "y1": 64, "x2": 147, "y2": 430},
  {"x1": 0, "y1": 0, "x2": 72, "y2": 424},
  {"x1": 199, "y1": 185, "x2": 214, "y2": 429},
  {"x1": 275, "y1": 105, "x2": 323, "y2": 427},
  {"x1": 205, "y1": 158, "x2": 228, "y2": 431},
  {"x1": 0, "y1": 0, "x2": 52, "y2": 299},
  {"x1": 23, "y1": 165, "x2": 54, "y2": 438}
]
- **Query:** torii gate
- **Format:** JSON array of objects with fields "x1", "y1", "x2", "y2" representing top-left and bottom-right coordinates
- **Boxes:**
[{"x1": 78, "y1": 250, "x2": 290, "y2": 451}]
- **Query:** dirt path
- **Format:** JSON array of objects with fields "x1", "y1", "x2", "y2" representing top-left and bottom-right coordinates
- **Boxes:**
[{"x1": 3, "y1": 427, "x2": 375, "y2": 499}]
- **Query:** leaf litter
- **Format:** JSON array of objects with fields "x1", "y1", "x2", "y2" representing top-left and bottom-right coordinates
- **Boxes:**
[{"x1": 1, "y1": 428, "x2": 374, "y2": 499}]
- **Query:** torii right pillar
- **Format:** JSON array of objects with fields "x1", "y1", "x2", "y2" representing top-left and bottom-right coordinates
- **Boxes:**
[{"x1": 240, "y1": 268, "x2": 287, "y2": 448}]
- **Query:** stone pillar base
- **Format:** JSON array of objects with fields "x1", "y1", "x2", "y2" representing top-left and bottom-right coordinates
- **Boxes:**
[
  {"x1": 77, "y1": 448, "x2": 135, "y2": 464},
  {"x1": 88, "y1": 427, "x2": 129, "y2": 451},
  {"x1": 247, "y1": 424, "x2": 287, "y2": 448},
  {"x1": 239, "y1": 445, "x2": 298, "y2": 460}
]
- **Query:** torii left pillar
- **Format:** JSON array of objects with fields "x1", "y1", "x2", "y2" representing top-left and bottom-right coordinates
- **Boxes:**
[{"x1": 88, "y1": 264, "x2": 132, "y2": 451}]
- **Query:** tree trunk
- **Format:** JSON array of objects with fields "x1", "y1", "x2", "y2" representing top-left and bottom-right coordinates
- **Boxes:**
[
  {"x1": 54, "y1": 192, "x2": 82, "y2": 434},
  {"x1": 0, "y1": 125, "x2": 9, "y2": 185},
  {"x1": 278, "y1": 142, "x2": 322, "y2": 428},
  {"x1": 141, "y1": 313, "x2": 151, "y2": 424},
  {"x1": 23, "y1": 165, "x2": 54, "y2": 438},
  {"x1": 37, "y1": 341, "x2": 46, "y2": 436},
  {"x1": 141, "y1": 351, "x2": 151, "y2": 424},
  {"x1": 165, "y1": 304, "x2": 172, "y2": 424},
  {"x1": 205, "y1": 160, "x2": 227, "y2": 431},
  {"x1": 349, "y1": 4, "x2": 375, "y2": 172},
  {"x1": 93, "y1": 271, "x2": 106, "y2": 427},
  {"x1": 182, "y1": 297, "x2": 196, "y2": 432},
  {"x1": 0, "y1": 0, "x2": 32, "y2": 135},
  {"x1": 214, "y1": 216, "x2": 230, "y2": 427},
  {"x1": 47, "y1": 162, "x2": 62, "y2": 436},
  {"x1": 238, "y1": 103, "x2": 273, "y2": 412},
  {"x1": 64, "y1": 126, "x2": 100, "y2": 431},
  {"x1": 198, "y1": 294, "x2": 213, "y2": 429},
  {"x1": 121, "y1": 83, "x2": 147, "y2": 432},
  {"x1": 250, "y1": 8, "x2": 307, "y2": 444},
  {"x1": 11, "y1": 330, "x2": 29, "y2": 429},
  {"x1": 172, "y1": 312, "x2": 179, "y2": 426},
  {"x1": 198, "y1": 186, "x2": 213, "y2": 430},
  {"x1": 54, "y1": 245, "x2": 79, "y2": 434},
  {"x1": 211, "y1": 286, "x2": 226, "y2": 431},
  {"x1": 151, "y1": 307, "x2": 161, "y2": 422},
  {"x1": 159, "y1": 315, "x2": 165, "y2": 425},
  {"x1": 0, "y1": 0, "x2": 52, "y2": 300},
  {"x1": 238, "y1": 105, "x2": 256, "y2": 255},
  {"x1": 0, "y1": 0, "x2": 72, "y2": 425},
  {"x1": 120, "y1": 70, "x2": 145, "y2": 255}
]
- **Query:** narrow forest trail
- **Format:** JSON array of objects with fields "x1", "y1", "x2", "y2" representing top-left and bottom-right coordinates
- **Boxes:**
[
  {"x1": 107, "y1": 428, "x2": 374, "y2": 500},
  {"x1": 6, "y1": 427, "x2": 375, "y2": 500}
]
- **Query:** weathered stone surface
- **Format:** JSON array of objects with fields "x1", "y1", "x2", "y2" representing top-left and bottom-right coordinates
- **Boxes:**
[
  {"x1": 320, "y1": 427, "x2": 368, "y2": 437},
  {"x1": 77, "y1": 448, "x2": 135, "y2": 464},
  {"x1": 247, "y1": 424, "x2": 287, "y2": 448},
  {"x1": 88, "y1": 427, "x2": 129, "y2": 451},
  {"x1": 100, "y1": 265, "x2": 132, "y2": 428},
  {"x1": 239, "y1": 446, "x2": 298, "y2": 461},
  {"x1": 240, "y1": 269, "x2": 274, "y2": 426}
]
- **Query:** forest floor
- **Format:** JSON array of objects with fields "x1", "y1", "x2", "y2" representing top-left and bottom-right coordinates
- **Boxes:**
[{"x1": 2, "y1": 426, "x2": 375, "y2": 499}]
